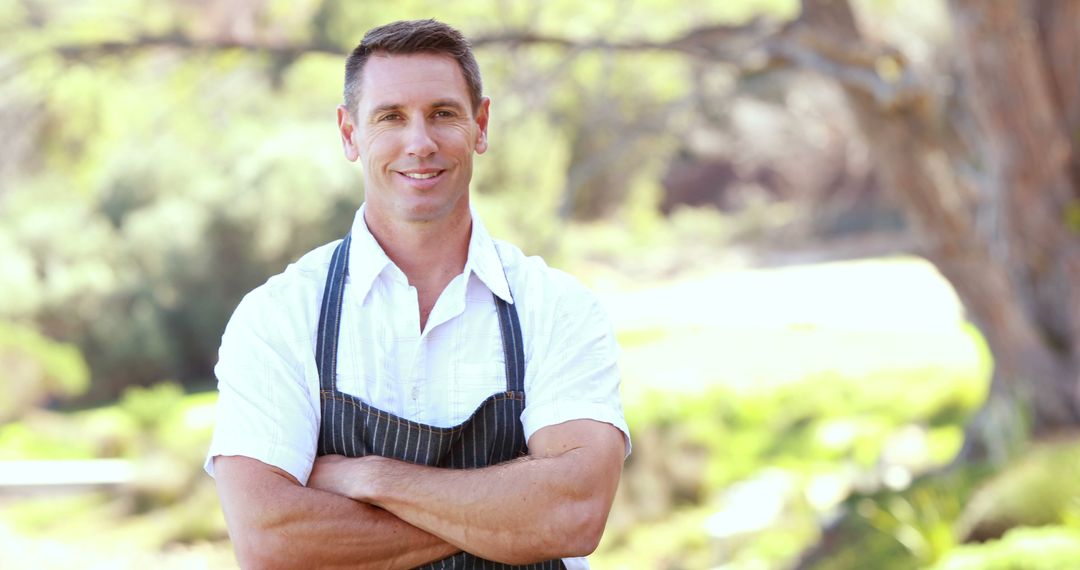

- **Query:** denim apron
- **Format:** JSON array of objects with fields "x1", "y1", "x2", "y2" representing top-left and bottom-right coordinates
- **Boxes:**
[{"x1": 315, "y1": 234, "x2": 566, "y2": 570}]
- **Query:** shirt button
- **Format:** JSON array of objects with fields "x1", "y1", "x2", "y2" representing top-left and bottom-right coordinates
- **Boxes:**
[{"x1": 411, "y1": 386, "x2": 420, "y2": 400}]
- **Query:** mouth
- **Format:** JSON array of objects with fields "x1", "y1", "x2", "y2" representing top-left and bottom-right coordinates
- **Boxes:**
[{"x1": 397, "y1": 169, "x2": 445, "y2": 180}]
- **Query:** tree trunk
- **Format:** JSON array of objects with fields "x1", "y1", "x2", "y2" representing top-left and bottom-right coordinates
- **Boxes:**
[
  {"x1": 945, "y1": 0, "x2": 1080, "y2": 452},
  {"x1": 801, "y1": 0, "x2": 1080, "y2": 461}
]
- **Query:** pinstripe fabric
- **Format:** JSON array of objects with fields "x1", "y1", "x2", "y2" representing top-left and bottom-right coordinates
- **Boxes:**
[{"x1": 316, "y1": 236, "x2": 565, "y2": 570}]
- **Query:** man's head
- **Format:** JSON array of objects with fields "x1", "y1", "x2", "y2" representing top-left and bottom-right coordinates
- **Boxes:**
[
  {"x1": 336, "y1": 20, "x2": 491, "y2": 229},
  {"x1": 343, "y1": 19, "x2": 483, "y2": 117}
]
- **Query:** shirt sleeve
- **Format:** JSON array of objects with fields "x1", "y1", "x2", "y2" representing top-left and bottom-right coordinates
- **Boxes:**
[
  {"x1": 204, "y1": 287, "x2": 321, "y2": 485},
  {"x1": 520, "y1": 284, "x2": 631, "y2": 457}
]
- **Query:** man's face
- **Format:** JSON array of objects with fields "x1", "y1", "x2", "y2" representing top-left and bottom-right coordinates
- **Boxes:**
[{"x1": 337, "y1": 53, "x2": 489, "y2": 228}]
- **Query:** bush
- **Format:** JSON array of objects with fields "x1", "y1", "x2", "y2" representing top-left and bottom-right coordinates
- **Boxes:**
[
  {"x1": 932, "y1": 526, "x2": 1080, "y2": 570},
  {"x1": 0, "y1": 321, "x2": 89, "y2": 421}
]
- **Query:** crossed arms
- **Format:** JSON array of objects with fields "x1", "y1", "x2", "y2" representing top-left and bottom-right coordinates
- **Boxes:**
[{"x1": 213, "y1": 418, "x2": 625, "y2": 569}]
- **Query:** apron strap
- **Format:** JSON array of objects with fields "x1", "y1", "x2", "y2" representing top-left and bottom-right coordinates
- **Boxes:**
[
  {"x1": 316, "y1": 234, "x2": 351, "y2": 392},
  {"x1": 494, "y1": 296, "x2": 525, "y2": 393},
  {"x1": 316, "y1": 232, "x2": 525, "y2": 394}
]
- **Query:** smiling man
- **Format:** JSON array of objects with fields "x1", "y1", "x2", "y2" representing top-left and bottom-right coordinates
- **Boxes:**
[{"x1": 205, "y1": 19, "x2": 630, "y2": 569}]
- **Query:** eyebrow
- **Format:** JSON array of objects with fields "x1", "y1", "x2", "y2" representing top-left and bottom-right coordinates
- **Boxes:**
[
  {"x1": 429, "y1": 100, "x2": 466, "y2": 112},
  {"x1": 368, "y1": 103, "x2": 403, "y2": 120}
]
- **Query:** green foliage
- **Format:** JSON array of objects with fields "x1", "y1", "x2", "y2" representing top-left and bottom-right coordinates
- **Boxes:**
[
  {"x1": 1, "y1": 383, "x2": 224, "y2": 547},
  {"x1": 598, "y1": 342, "x2": 988, "y2": 567},
  {"x1": 0, "y1": 417, "x2": 100, "y2": 460},
  {"x1": 621, "y1": 365, "x2": 983, "y2": 485},
  {"x1": 3, "y1": 493, "x2": 114, "y2": 535},
  {"x1": 0, "y1": 321, "x2": 90, "y2": 421},
  {"x1": 3, "y1": 0, "x2": 775, "y2": 400},
  {"x1": 855, "y1": 486, "x2": 961, "y2": 565},
  {"x1": 596, "y1": 506, "x2": 718, "y2": 569},
  {"x1": 802, "y1": 467, "x2": 989, "y2": 570},
  {"x1": 931, "y1": 526, "x2": 1080, "y2": 570},
  {"x1": 803, "y1": 439, "x2": 1080, "y2": 570},
  {"x1": 536, "y1": 206, "x2": 735, "y2": 283},
  {"x1": 955, "y1": 439, "x2": 1080, "y2": 542},
  {"x1": 119, "y1": 382, "x2": 186, "y2": 430},
  {"x1": 0, "y1": 381, "x2": 214, "y2": 462}
]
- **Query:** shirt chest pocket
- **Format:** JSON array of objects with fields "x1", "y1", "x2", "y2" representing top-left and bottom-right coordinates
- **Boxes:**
[
  {"x1": 455, "y1": 359, "x2": 508, "y2": 391},
  {"x1": 330, "y1": 347, "x2": 388, "y2": 405}
]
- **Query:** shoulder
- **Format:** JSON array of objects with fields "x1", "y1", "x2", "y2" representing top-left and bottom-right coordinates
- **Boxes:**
[
  {"x1": 494, "y1": 240, "x2": 607, "y2": 322},
  {"x1": 228, "y1": 240, "x2": 341, "y2": 336}
]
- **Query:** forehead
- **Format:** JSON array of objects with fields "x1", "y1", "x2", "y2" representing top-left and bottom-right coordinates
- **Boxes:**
[{"x1": 358, "y1": 52, "x2": 471, "y2": 109}]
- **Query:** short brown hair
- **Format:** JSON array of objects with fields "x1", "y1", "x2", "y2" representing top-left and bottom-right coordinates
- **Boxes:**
[{"x1": 343, "y1": 19, "x2": 483, "y2": 115}]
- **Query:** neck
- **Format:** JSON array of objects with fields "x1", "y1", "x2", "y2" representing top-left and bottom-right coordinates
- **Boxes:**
[{"x1": 364, "y1": 206, "x2": 471, "y2": 299}]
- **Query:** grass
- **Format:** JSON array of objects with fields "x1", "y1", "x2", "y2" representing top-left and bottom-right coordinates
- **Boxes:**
[{"x1": 591, "y1": 255, "x2": 992, "y2": 568}]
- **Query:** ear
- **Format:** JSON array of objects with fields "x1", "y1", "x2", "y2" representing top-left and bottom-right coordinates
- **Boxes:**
[
  {"x1": 337, "y1": 104, "x2": 360, "y2": 162},
  {"x1": 474, "y1": 97, "x2": 491, "y2": 155}
]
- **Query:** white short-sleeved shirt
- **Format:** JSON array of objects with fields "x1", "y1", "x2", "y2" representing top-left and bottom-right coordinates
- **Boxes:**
[{"x1": 205, "y1": 205, "x2": 629, "y2": 568}]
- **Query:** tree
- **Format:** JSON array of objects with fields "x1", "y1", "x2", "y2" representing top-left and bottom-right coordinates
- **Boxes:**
[
  {"x1": 483, "y1": 0, "x2": 1080, "y2": 460},
  {"x1": 782, "y1": 0, "x2": 1080, "y2": 460}
]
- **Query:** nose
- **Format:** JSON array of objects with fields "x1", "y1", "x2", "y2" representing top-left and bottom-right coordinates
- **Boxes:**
[{"x1": 404, "y1": 119, "x2": 437, "y2": 158}]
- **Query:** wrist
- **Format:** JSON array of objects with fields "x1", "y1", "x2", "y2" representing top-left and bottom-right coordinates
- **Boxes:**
[{"x1": 352, "y1": 455, "x2": 389, "y2": 504}]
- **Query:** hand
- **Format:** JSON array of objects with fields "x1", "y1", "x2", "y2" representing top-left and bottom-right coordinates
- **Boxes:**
[
  {"x1": 308, "y1": 454, "x2": 359, "y2": 498},
  {"x1": 309, "y1": 454, "x2": 389, "y2": 501}
]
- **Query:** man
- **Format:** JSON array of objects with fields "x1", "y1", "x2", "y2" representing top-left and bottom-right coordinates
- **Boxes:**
[{"x1": 206, "y1": 19, "x2": 630, "y2": 569}]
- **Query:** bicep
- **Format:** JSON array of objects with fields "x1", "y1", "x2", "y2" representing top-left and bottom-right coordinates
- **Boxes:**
[
  {"x1": 215, "y1": 454, "x2": 300, "y2": 489},
  {"x1": 214, "y1": 455, "x2": 301, "y2": 529},
  {"x1": 527, "y1": 419, "x2": 625, "y2": 497}
]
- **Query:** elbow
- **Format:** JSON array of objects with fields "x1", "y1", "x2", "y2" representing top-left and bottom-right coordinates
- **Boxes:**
[
  {"x1": 231, "y1": 531, "x2": 286, "y2": 570},
  {"x1": 525, "y1": 497, "x2": 607, "y2": 561},
  {"x1": 561, "y1": 499, "x2": 608, "y2": 557},
  {"x1": 229, "y1": 523, "x2": 301, "y2": 570},
  {"x1": 492, "y1": 499, "x2": 610, "y2": 565},
  {"x1": 234, "y1": 546, "x2": 273, "y2": 570}
]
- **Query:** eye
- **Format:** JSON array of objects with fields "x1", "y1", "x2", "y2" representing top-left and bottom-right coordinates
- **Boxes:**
[
  {"x1": 378, "y1": 113, "x2": 402, "y2": 122},
  {"x1": 433, "y1": 109, "x2": 456, "y2": 119}
]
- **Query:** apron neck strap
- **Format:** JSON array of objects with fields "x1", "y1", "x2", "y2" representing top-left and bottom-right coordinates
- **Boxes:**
[
  {"x1": 316, "y1": 234, "x2": 351, "y2": 392},
  {"x1": 494, "y1": 295, "x2": 525, "y2": 393},
  {"x1": 315, "y1": 233, "x2": 526, "y2": 394}
]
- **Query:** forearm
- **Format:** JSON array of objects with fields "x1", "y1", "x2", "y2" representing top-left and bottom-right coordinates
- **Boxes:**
[
  {"x1": 215, "y1": 455, "x2": 458, "y2": 569},
  {"x1": 362, "y1": 451, "x2": 611, "y2": 564},
  {"x1": 237, "y1": 486, "x2": 456, "y2": 570},
  {"x1": 313, "y1": 421, "x2": 626, "y2": 565}
]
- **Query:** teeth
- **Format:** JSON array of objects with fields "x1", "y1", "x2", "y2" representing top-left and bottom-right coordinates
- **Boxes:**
[{"x1": 404, "y1": 172, "x2": 439, "y2": 180}]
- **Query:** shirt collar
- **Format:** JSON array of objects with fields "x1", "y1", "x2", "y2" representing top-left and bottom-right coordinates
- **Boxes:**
[
  {"x1": 346, "y1": 204, "x2": 395, "y2": 305},
  {"x1": 464, "y1": 209, "x2": 514, "y2": 304},
  {"x1": 346, "y1": 204, "x2": 514, "y2": 305}
]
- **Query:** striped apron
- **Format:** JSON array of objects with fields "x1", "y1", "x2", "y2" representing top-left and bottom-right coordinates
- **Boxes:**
[{"x1": 315, "y1": 234, "x2": 566, "y2": 570}]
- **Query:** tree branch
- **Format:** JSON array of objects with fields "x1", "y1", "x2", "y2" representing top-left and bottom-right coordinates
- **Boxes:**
[
  {"x1": 472, "y1": 20, "x2": 925, "y2": 111},
  {"x1": 31, "y1": 17, "x2": 924, "y2": 111},
  {"x1": 48, "y1": 31, "x2": 344, "y2": 61}
]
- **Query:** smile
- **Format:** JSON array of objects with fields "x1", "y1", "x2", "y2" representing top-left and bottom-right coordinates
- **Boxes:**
[
  {"x1": 395, "y1": 169, "x2": 446, "y2": 189},
  {"x1": 403, "y1": 171, "x2": 441, "y2": 180}
]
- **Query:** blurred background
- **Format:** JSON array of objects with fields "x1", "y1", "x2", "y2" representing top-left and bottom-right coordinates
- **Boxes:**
[{"x1": 3, "y1": 0, "x2": 1080, "y2": 568}]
